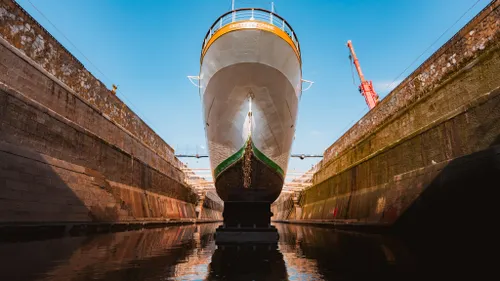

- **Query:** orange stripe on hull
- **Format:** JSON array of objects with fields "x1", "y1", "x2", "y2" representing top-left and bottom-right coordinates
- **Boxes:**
[{"x1": 201, "y1": 20, "x2": 300, "y2": 63}]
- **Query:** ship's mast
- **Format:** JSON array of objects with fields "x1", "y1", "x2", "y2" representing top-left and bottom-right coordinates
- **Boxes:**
[
  {"x1": 231, "y1": 1, "x2": 275, "y2": 12},
  {"x1": 231, "y1": 1, "x2": 275, "y2": 13},
  {"x1": 231, "y1": 0, "x2": 235, "y2": 21}
]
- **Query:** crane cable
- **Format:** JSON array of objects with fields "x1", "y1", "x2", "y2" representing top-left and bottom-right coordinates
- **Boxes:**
[{"x1": 348, "y1": 52, "x2": 356, "y2": 85}]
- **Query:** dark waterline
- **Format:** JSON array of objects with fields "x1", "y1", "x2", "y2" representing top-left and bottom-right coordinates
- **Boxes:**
[{"x1": 0, "y1": 223, "x2": 475, "y2": 280}]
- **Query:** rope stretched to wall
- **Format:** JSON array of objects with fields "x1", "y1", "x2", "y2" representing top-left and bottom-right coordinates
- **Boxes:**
[
  {"x1": 26, "y1": 0, "x2": 164, "y2": 137},
  {"x1": 384, "y1": 0, "x2": 483, "y2": 92}
]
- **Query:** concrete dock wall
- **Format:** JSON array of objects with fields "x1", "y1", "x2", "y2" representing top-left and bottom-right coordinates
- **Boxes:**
[
  {"x1": 0, "y1": 0, "x2": 222, "y2": 225},
  {"x1": 199, "y1": 191, "x2": 224, "y2": 221},
  {"x1": 273, "y1": 1, "x2": 500, "y2": 228},
  {"x1": 271, "y1": 192, "x2": 299, "y2": 221}
]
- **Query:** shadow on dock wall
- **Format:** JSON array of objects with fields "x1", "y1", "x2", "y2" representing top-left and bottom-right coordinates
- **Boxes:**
[
  {"x1": 0, "y1": 73, "x2": 229, "y2": 228},
  {"x1": 0, "y1": 85, "x2": 200, "y2": 225},
  {"x1": 290, "y1": 86, "x2": 499, "y2": 225},
  {"x1": 395, "y1": 108, "x2": 500, "y2": 236},
  {"x1": 392, "y1": 139, "x2": 499, "y2": 274},
  {"x1": 0, "y1": 141, "x2": 197, "y2": 224}
]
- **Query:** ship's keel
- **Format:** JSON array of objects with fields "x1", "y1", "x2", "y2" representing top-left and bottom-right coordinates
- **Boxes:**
[{"x1": 215, "y1": 201, "x2": 279, "y2": 244}]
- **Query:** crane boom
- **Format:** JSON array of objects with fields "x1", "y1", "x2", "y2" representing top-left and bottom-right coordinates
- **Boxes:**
[{"x1": 347, "y1": 40, "x2": 379, "y2": 109}]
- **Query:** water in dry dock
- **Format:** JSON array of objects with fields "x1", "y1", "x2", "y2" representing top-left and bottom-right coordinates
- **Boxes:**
[{"x1": 0, "y1": 223, "x2": 471, "y2": 281}]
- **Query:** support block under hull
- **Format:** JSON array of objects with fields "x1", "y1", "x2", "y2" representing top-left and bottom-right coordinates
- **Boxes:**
[{"x1": 215, "y1": 201, "x2": 279, "y2": 244}]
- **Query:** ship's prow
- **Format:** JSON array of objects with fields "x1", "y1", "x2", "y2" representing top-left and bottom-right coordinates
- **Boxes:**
[
  {"x1": 199, "y1": 8, "x2": 302, "y2": 242},
  {"x1": 200, "y1": 8, "x2": 302, "y2": 204}
]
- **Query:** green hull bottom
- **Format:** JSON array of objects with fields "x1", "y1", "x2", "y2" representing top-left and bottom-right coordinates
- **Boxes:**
[{"x1": 214, "y1": 140, "x2": 285, "y2": 203}]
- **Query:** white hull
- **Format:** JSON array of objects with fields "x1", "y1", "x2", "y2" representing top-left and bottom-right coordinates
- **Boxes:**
[{"x1": 200, "y1": 22, "x2": 301, "y2": 202}]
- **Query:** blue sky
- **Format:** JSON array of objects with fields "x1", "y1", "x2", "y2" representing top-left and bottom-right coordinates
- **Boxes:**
[{"x1": 16, "y1": 0, "x2": 490, "y2": 181}]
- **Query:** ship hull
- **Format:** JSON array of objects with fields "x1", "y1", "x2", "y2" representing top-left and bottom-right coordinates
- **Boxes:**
[{"x1": 200, "y1": 26, "x2": 301, "y2": 203}]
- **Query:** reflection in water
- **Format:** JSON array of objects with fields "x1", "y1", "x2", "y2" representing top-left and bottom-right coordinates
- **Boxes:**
[
  {"x1": 207, "y1": 244, "x2": 287, "y2": 280},
  {"x1": 0, "y1": 223, "x2": 425, "y2": 280},
  {"x1": 0, "y1": 224, "x2": 218, "y2": 281},
  {"x1": 277, "y1": 224, "x2": 417, "y2": 280}
]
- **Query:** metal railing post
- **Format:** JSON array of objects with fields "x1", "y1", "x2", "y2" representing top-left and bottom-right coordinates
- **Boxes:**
[
  {"x1": 250, "y1": 8, "x2": 254, "y2": 20},
  {"x1": 232, "y1": 11, "x2": 235, "y2": 22},
  {"x1": 270, "y1": 12, "x2": 273, "y2": 24}
]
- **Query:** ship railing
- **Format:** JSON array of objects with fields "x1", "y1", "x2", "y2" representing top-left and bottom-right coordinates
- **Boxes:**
[{"x1": 202, "y1": 8, "x2": 300, "y2": 55}]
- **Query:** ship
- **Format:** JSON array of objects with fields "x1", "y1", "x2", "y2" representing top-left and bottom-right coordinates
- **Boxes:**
[{"x1": 199, "y1": 7, "x2": 302, "y2": 207}]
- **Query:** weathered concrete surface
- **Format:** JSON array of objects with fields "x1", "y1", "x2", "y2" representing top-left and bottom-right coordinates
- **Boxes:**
[
  {"x1": 0, "y1": 0, "x2": 223, "y2": 225},
  {"x1": 271, "y1": 192, "x2": 300, "y2": 221},
  {"x1": 199, "y1": 191, "x2": 224, "y2": 221},
  {"x1": 273, "y1": 1, "x2": 500, "y2": 229}
]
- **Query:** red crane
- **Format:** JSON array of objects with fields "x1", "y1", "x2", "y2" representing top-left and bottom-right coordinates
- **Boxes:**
[{"x1": 347, "y1": 40, "x2": 379, "y2": 109}]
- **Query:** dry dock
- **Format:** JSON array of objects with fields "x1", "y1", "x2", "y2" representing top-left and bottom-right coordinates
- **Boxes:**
[
  {"x1": 0, "y1": 1, "x2": 497, "y2": 278},
  {"x1": 0, "y1": 0, "x2": 498, "y2": 240}
]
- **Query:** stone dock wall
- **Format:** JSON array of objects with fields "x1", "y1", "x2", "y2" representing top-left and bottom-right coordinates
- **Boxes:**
[
  {"x1": 273, "y1": 1, "x2": 500, "y2": 231},
  {"x1": 0, "y1": 0, "x2": 222, "y2": 227}
]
